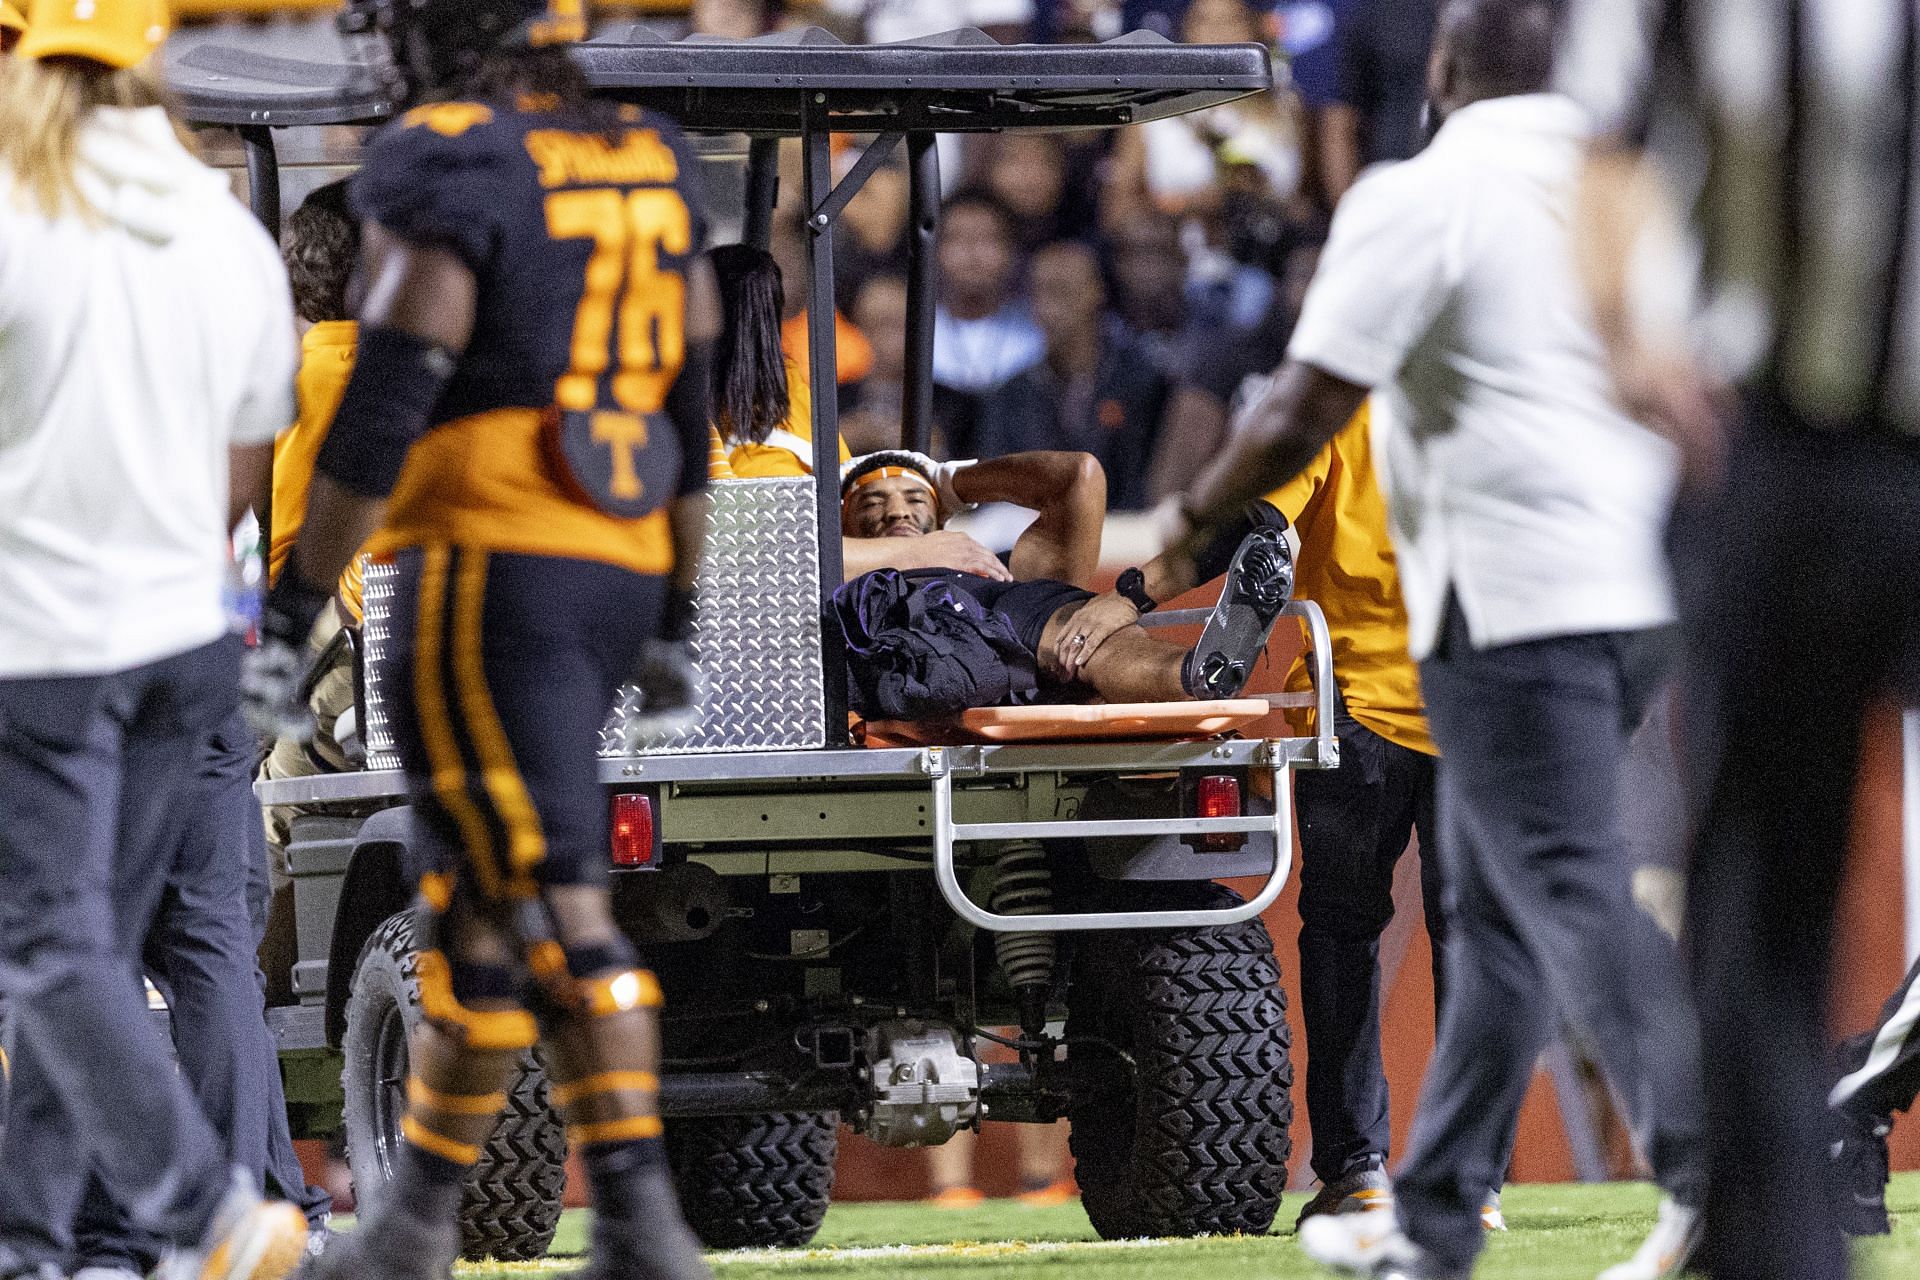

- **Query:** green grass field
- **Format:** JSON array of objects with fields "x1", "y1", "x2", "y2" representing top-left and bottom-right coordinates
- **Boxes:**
[{"x1": 448, "y1": 1174, "x2": 1920, "y2": 1278}]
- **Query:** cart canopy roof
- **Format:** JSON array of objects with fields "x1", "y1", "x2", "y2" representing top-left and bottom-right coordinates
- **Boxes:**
[{"x1": 167, "y1": 25, "x2": 1272, "y2": 132}]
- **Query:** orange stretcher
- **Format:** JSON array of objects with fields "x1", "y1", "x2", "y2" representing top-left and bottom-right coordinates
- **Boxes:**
[{"x1": 855, "y1": 698, "x2": 1271, "y2": 747}]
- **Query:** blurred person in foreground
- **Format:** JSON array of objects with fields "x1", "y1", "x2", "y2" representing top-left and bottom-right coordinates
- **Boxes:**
[
  {"x1": 53, "y1": 189, "x2": 345, "y2": 1278},
  {"x1": 974, "y1": 241, "x2": 1169, "y2": 511},
  {"x1": 1131, "y1": 1, "x2": 1705, "y2": 1275},
  {"x1": 1565, "y1": 0, "x2": 1920, "y2": 1275},
  {"x1": 0, "y1": 2, "x2": 309, "y2": 1276},
  {"x1": 246, "y1": 1, "x2": 722, "y2": 1276}
]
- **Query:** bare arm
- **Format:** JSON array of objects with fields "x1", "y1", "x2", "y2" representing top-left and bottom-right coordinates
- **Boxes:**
[
  {"x1": 1147, "y1": 386, "x2": 1230, "y2": 506},
  {"x1": 229, "y1": 441, "x2": 273, "y2": 534},
  {"x1": 1167, "y1": 359, "x2": 1366, "y2": 565},
  {"x1": 292, "y1": 224, "x2": 478, "y2": 593},
  {"x1": 1575, "y1": 144, "x2": 1725, "y2": 488},
  {"x1": 667, "y1": 259, "x2": 724, "y2": 594},
  {"x1": 951, "y1": 451, "x2": 1107, "y2": 587},
  {"x1": 841, "y1": 531, "x2": 1013, "y2": 583}
]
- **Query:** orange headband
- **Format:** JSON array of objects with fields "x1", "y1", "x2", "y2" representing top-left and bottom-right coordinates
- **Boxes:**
[{"x1": 842, "y1": 465, "x2": 936, "y2": 516}]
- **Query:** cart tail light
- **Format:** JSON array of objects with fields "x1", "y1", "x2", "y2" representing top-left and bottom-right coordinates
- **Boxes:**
[
  {"x1": 609, "y1": 792, "x2": 657, "y2": 868},
  {"x1": 1190, "y1": 775, "x2": 1244, "y2": 852}
]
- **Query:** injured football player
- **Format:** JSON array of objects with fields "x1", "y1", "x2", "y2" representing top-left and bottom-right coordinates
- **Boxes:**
[{"x1": 836, "y1": 451, "x2": 1294, "y2": 715}]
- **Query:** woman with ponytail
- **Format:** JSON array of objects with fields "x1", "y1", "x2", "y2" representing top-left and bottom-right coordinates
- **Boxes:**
[
  {"x1": 0, "y1": 4, "x2": 308, "y2": 1278},
  {"x1": 705, "y1": 242, "x2": 851, "y2": 479}
]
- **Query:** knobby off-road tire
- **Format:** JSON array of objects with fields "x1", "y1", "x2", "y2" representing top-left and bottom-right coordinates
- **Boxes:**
[
  {"x1": 666, "y1": 1111, "x2": 839, "y2": 1248},
  {"x1": 342, "y1": 912, "x2": 567, "y2": 1261},
  {"x1": 1065, "y1": 884, "x2": 1292, "y2": 1239}
]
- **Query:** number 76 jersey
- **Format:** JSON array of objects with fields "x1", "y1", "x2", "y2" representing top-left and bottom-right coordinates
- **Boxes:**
[{"x1": 351, "y1": 95, "x2": 710, "y2": 577}]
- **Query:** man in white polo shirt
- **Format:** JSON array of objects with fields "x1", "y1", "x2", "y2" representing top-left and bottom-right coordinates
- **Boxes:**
[{"x1": 1154, "y1": 1, "x2": 1703, "y2": 1277}]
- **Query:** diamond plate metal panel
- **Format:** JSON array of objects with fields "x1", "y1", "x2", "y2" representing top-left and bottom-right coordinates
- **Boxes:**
[
  {"x1": 608, "y1": 478, "x2": 827, "y2": 755},
  {"x1": 358, "y1": 478, "x2": 828, "y2": 771},
  {"x1": 360, "y1": 558, "x2": 401, "y2": 772}
]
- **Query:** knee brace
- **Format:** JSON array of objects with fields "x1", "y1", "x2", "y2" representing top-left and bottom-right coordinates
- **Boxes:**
[
  {"x1": 525, "y1": 936, "x2": 658, "y2": 1011},
  {"x1": 415, "y1": 949, "x2": 541, "y2": 1052}
]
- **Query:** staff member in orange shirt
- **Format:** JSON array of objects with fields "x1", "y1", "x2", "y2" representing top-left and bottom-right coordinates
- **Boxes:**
[
  {"x1": 1070, "y1": 404, "x2": 1507, "y2": 1231},
  {"x1": 258, "y1": 181, "x2": 367, "y2": 846}
]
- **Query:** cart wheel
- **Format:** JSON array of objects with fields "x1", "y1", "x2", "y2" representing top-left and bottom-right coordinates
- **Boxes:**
[
  {"x1": 1065, "y1": 883, "x2": 1292, "y2": 1239},
  {"x1": 341, "y1": 911, "x2": 567, "y2": 1261},
  {"x1": 666, "y1": 1112, "x2": 839, "y2": 1249}
]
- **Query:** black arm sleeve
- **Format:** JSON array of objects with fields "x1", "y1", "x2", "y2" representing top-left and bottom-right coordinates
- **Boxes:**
[
  {"x1": 315, "y1": 326, "x2": 456, "y2": 498},
  {"x1": 667, "y1": 339, "x2": 715, "y2": 499}
]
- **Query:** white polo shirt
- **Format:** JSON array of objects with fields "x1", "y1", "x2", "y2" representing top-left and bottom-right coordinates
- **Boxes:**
[
  {"x1": 0, "y1": 107, "x2": 296, "y2": 678},
  {"x1": 1287, "y1": 93, "x2": 1679, "y2": 660}
]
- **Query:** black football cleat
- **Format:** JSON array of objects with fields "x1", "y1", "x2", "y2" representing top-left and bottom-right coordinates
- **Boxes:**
[
  {"x1": 560, "y1": 1168, "x2": 713, "y2": 1280},
  {"x1": 296, "y1": 1205, "x2": 458, "y2": 1280},
  {"x1": 1184, "y1": 526, "x2": 1295, "y2": 699}
]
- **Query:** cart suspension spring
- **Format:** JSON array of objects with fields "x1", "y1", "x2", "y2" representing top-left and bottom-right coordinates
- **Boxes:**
[{"x1": 988, "y1": 841, "x2": 1056, "y2": 1036}]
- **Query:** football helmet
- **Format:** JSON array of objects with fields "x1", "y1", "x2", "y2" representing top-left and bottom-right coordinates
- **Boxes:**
[{"x1": 340, "y1": 0, "x2": 585, "y2": 101}]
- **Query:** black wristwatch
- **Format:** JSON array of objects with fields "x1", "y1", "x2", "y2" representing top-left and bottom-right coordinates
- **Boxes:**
[{"x1": 1116, "y1": 567, "x2": 1158, "y2": 614}]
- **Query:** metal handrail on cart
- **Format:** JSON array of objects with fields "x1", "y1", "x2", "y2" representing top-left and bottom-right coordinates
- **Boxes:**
[
  {"x1": 928, "y1": 744, "x2": 1293, "y2": 934},
  {"x1": 923, "y1": 598, "x2": 1339, "y2": 934}
]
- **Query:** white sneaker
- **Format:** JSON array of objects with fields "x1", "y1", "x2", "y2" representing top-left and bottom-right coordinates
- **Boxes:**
[
  {"x1": 1299, "y1": 1211, "x2": 1459, "y2": 1278},
  {"x1": 155, "y1": 1172, "x2": 308, "y2": 1280},
  {"x1": 1480, "y1": 1189, "x2": 1507, "y2": 1231},
  {"x1": 1598, "y1": 1198, "x2": 1700, "y2": 1280}
]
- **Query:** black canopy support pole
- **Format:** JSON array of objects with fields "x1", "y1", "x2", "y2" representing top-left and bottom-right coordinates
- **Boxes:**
[
  {"x1": 903, "y1": 131, "x2": 941, "y2": 455},
  {"x1": 801, "y1": 93, "x2": 849, "y2": 745},
  {"x1": 240, "y1": 126, "x2": 282, "y2": 236},
  {"x1": 743, "y1": 136, "x2": 780, "y2": 251},
  {"x1": 812, "y1": 131, "x2": 903, "y2": 227}
]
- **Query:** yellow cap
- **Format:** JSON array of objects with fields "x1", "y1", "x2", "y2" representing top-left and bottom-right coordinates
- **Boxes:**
[{"x1": 18, "y1": 0, "x2": 170, "y2": 70}]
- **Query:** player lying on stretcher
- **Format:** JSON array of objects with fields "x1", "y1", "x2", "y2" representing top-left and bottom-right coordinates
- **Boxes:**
[{"x1": 834, "y1": 450, "x2": 1295, "y2": 720}]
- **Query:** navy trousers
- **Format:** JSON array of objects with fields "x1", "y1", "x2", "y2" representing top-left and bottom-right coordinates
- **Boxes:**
[
  {"x1": 1393, "y1": 601, "x2": 1704, "y2": 1272},
  {"x1": 59, "y1": 713, "x2": 332, "y2": 1273},
  {"x1": 0, "y1": 641, "x2": 241, "y2": 1272},
  {"x1": 1294, "y1": 703, "x2": 1444, "y2": 1183}
]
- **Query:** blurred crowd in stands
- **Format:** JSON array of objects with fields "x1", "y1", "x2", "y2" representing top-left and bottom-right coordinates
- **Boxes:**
[{"x1": 681, "y1": 0, "x2": 1433, "y2": 511}]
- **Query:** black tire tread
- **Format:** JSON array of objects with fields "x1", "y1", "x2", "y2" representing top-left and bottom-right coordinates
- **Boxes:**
[
  {"x1": 1066, "y1": 885, "x2": 1293, "y2": 1240},
  {"x1": 665, "y1": 1111, "x2": 838, "y2": 1249},
  {"x1": 343, "y1": 912, "x2": 567, "y2": 1262}
]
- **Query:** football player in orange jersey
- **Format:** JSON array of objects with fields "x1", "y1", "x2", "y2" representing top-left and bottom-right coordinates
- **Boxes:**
[{"x1": 243, "y1": 3, "x2": 719, "y2": 1278}]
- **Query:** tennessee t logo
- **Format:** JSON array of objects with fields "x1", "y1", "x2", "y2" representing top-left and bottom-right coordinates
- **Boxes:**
[{"x1": 593, "y1": 412, "x2": 648, "y2": 501}]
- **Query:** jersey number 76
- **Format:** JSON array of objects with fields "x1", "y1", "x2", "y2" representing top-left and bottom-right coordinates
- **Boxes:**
[{"x1": 544, "y1": 187, "x2": 690, "y2": 516}]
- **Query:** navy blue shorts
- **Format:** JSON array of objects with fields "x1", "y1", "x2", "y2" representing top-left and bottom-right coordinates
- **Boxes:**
[
  {"x1": 906, "y1": 570, "x2": 1093, "y2": 654},
  {"x1": 382, "y1": 546, "x2": 665, "y2": 900}
]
